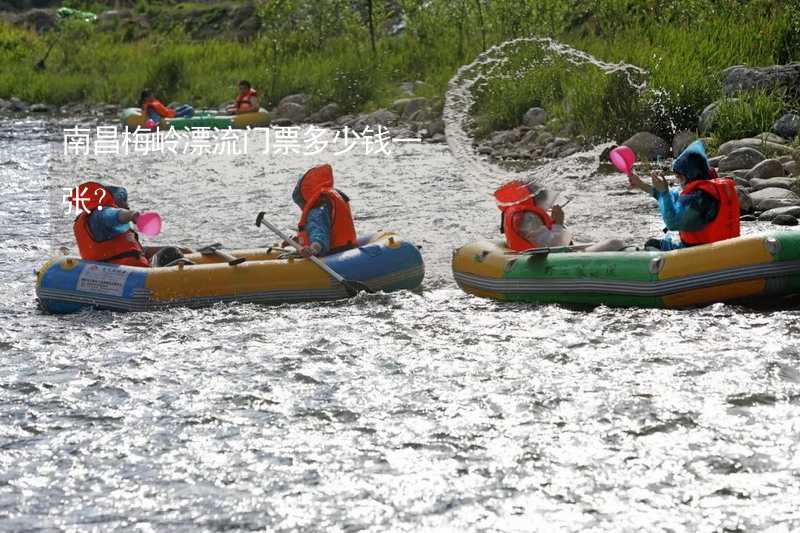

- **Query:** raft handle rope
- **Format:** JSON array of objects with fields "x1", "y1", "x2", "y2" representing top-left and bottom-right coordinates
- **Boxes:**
[{"x1": 197, "y1": 243, "x2": 246, "y2": 266}]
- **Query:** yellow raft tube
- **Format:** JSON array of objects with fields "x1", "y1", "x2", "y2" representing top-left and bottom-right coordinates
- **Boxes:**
[
  {"x1": 37, "y1": 232, "x2": 424, "y2": 314},
  {"x1": 121, "y1": 107, "x2": 270, "y2": 131}
]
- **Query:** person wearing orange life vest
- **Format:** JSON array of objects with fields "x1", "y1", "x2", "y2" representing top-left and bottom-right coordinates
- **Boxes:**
[
  {"x1": 226, "y1": 80, "x2": 260, "y2": 114},
  {"x1": 628, "y1": 140, "x2": 740, "y2": 250},
  {"x1": 290, "y1": 164, "x2": 357, "y2": 257},
  {"x1": 72, "y1": 181, "x2": 191, "y2": 267},
  {"x1": 495, "y1": 180, "x2": 623, "y2": 252},
  {"x1": 139, "y1": 89, "x2": 194, "y2": 124}
]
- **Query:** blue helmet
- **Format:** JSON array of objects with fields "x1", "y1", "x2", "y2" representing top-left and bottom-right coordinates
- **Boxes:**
[
  {"x1": 102, "y1": 184, "x2": 129, "y2": 207},
  {"x1": 672, "y1": 140, "x2": 710, "y2": 182}
]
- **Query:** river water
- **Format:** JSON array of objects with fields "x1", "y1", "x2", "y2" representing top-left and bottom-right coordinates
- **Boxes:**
[{"x1": 1, "y1": 113, "x2": 800, "y2": 533}]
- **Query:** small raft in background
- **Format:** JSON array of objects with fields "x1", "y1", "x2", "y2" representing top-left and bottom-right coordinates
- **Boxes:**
[
  {"x1": 120, "y1": 108, "x2": 270, "y2": 131},
  {"x1": 36, "y1": 232, "x2": 423, "y2": 314},
  {"x1": 452, "y1": 232, "x2": 800, "y2": 309}
]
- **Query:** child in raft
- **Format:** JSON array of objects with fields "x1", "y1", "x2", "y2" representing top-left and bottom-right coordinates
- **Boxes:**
[
  {"x1": 71, "y1": 181, "x2": 191, "y2": 267},
  {"x1": 627, "y1": 140, "x2": 740, "y2": 250},
  {"x1": 495, "y1": 179, "x2": 624, "y2": 252},
  {"x1": 139, "y1": 89, "x2": 194, "y2": 124},
  {"x1": 225, "y1": 80, "x2": 260, "y2": 115}
]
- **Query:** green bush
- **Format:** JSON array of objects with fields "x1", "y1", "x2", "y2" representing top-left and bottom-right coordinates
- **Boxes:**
[{"x1": 710, "y1": 91, "x2": 784, "y2": 142}]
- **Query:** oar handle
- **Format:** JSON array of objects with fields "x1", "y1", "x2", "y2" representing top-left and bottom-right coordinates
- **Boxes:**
[{"x1": 256, "y1": 216, "x2": 346, "y2": 283}]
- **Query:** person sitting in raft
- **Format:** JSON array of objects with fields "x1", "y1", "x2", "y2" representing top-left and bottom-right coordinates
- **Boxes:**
[
  {"x1": 495, "y1": 179, "x2": 623, "y2": 252},
  {"x1": 72, "y1": 181, "x2": 191, "y2": 267},
  {"x1": 139, "y1": 89, "x2": 194, "y2": 124},
  {"x1": 225, "y1": 80, "x2": 260, "y2": 115},
  {"x1": 289, "y1": 164, "x2": 357, "y2": 258},
  {"x1": 627, "y1": 140, "x2": 740, "y2": 251}
]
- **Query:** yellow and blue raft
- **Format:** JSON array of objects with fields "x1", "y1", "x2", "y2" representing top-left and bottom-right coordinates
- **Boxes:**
[{"x1": 36, "y1": 232, "x2": 424, "y2": 314}]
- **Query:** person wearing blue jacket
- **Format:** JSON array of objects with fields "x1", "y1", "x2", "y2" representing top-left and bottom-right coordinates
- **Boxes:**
[{"x1": 628, "y1": 140, "x2": 739, "y2": 250}]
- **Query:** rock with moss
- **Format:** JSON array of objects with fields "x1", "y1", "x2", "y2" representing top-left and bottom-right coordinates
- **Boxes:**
[
  {"x1": 721, "y1": 63, "x2": 800, "y2": 99},
  {"x1": 698, "y1": 99, "x2": 736, "y2": 132},
  {"x1": 522, "y1": 107, "x2": 546, "y2": 128}
]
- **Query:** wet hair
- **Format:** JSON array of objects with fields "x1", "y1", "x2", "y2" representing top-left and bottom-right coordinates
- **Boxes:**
[
  {"x1": 238, "y1": 80, "x2": 251, "y2": 89},
  {"x1": 139, "y1": 89, "x2": 154, "y2": 107}
]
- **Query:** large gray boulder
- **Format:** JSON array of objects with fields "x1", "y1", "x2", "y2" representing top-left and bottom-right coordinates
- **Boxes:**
[
  {"x1": 757, "y1": 206, "x2": 800, "y2": 221},
  {"x1": 717, "y1": 138, "x2": 798, "y2": 157},
  {"x1": 744, "y1": 159, "x2": 785, "y2": 181},
  {"x1": 272, "y1": 101, "x2": 308, "y2": 123},
  {"x1": 737, "y1": 188, "x2": 754, "y2": 214},
  {"x1": 672, "y1": 130, "x2": 697, "y2": 156},
  {"x1": 773, "y1": 214, "x2": 799, "y2": 226},
  {"x1": 749, "y1": 177, "x2": 796, "y2": 191},
  {"x1": 522, "y1": 107, "x2": 546, "y2": 128},
  {"x1": 721, "y1": 63, "x2": 800, "y2": 98},
  {"x1": 773, "y1": 113, "x2": 800, "y2": 140},
  {"x1": 698, "y1": 99, "x2": 736, "y2": 132},
  {"x1": 622, "y1": 132, "x2": 670, "y2": 161},
  {"x1": 749, "y1": 187, "x2": 800, "y2": 211},
  {"x1": 785, "y1": 160, "x2": 798, "y2": 176},
  {"x1": 278, "y1": 93, "x2": 312, "y2": 107},
  {"x1": 718, "y1": 147, "x2": 766, "y2": 172},
  {"x1": 391, "y1": 97, "x2": 428, "y2": 119},
  {"x1": 307, "y1": 102, "x2": 341, "y2": 123}
]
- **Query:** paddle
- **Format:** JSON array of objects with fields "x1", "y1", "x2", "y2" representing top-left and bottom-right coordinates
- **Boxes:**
[
  {"x1": 197, "y1": 243, "x2": 246, "y2": 266},
  {"x1": 509, "y1": 244, "x2": 590, "y2": 257},
  {"x1": 254, "y1": 212, "x2": 372, "y2": 297}
]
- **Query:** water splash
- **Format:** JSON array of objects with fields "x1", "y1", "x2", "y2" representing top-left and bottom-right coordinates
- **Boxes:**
[{"x1": 443, "y1": 36, "x2": 648, "y2": 199}]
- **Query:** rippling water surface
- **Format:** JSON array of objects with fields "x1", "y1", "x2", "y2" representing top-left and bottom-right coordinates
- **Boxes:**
[{"x1": 2, "y1": 119, "x2": 800, "y2": 532}]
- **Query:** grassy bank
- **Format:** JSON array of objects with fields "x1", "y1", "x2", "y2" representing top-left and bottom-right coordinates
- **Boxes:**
[{"x1": 1, "y1": 0, "x2": 799, "y2": 143}]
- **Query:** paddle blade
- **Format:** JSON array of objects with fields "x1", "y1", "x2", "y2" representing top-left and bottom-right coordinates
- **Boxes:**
[
  {"x1": 609, "y1": 146, "x2": 636, "y2": 176},
  {"x1": 136, "y1": 211, "x2": 162, "y2": 237}
]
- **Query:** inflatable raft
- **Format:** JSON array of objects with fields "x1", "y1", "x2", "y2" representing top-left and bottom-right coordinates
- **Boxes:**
[
  {"x1": 36, "y1": 232, "x2": 423, "y2": 314},
  {"x1": 452, "y1": 232, "x2": 800, "y2": 308},
  {"x1": 121, "y1": 108, "x2": 270, "y2": 131}
]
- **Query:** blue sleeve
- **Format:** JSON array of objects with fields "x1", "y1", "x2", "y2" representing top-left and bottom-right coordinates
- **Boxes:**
[
  {"x1": 652, "y1": 187, "x2": 713, "y2": 232},
  {"x1": 87, "y1": 207, "x2": 131, "y2": 241},
  {"x1": 305, "y1": 203, "x2": 332, "y2": 255}
]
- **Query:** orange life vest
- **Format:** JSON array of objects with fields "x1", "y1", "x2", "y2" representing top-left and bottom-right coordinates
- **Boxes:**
[
  {"x1": 495, "y1": 180, "x2": 554, "y2": 251},
  {"x1": 71, "y1": 182, "x2": 149, "y2": 267},
  {"x1": 296, "y1": 164, "x2": 357, "y2": 254},
  {"x1": 141, "y1": 99, "x2": 175, "y2": 119},
  {"x1": 235, "y1": 89, "x2": 258, "y2": 112},
  {"x1": 678, "y1": 177, "x2": 740, "y2": 246}
]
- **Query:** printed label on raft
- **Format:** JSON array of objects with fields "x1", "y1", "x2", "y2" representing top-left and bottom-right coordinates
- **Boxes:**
[{"x1": 77, "y1": 264, "x2": 130, "y2": 296}]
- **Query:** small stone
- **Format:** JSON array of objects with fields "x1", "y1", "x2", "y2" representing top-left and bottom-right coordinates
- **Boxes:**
[
  {"x1": 772, "y1": 214, "x2": 799, "y2": 226},
  {"x1": 365, "y1": 109, "x2": 398, "y2": 127},
  {"x1": 718, "y1": 147, "x2": 766, "y2": 172},
  {"x1": 8, "y1": 97, "x2": 29, "y2": 112},
  {"x1": 744, "y1": 159, "x2": 785, "y2": 180},
  {"x1": 622, "y1": 132, "x2": 670, "y2": 161},
  {"x1": 772, "y1": 113, "x2": 800, "y2": 140},
  {"x1": 426, "y1": 119, "x2": 445, "y2": 136},
  {"x1": 29, "y1": 103, "x2": 51, "y2": 113},
  {"x1": 488, "y1": 129, "x2": 523, "y2": 147},
  {"x1": 522, "y1": 107, "x2": 546, "y2": 128},
  {"x1": 784, "y1": 161, "x2": 798, "y2": 177},
  {"x1": 739, "y1": 214, "x2": 758, "y2": 221},
  {"x1": 430, "y1": 133, "x2": 446, "y2": 143},
  {"x1": 271, "y1": 117, "x2": 294, "y2": 127},
  {"x1": 757, "y1": 206, "x2": 800, "y2": 221},
  {"x1": 407, "y1": 107, "x2": 434, "y2": 123}
]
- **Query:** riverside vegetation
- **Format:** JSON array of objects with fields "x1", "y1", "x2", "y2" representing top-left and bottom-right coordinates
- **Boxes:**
[{"x1": 1, "y1": 0, "x2": 799, "y2": 147}]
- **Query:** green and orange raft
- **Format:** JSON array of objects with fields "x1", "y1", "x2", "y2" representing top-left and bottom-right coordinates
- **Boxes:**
[{"x1": 452, "y1": 232, "x2": 800, "y2": 308}]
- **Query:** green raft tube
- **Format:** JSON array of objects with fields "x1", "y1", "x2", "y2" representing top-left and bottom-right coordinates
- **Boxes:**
[
  {"x1": 452, "y1": 231, "x2": 800, "y2": 308},
  {"x1": 121, "y1": 108, "x2": 269, "y2": 131}
]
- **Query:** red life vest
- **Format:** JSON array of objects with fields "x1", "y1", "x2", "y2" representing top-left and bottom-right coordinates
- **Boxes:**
[
  {"x1": 235, "y1": 89, "x2": 258, "y2": 112},
  {"x1": 141, "y1": 99, "x2": 175, "y2": 119},
  {"x1": 678, "y1": 177, "x2": 740, "y2": 246},
  {"x1": 71, "y1": 182, "x2": 149, "y2": 267},
  {"x1": 495, "y1": 180, "x2": 554, "y2": 251},
  {"x1": 296, "y1": 164, "x2": 357, "y2": 254}
]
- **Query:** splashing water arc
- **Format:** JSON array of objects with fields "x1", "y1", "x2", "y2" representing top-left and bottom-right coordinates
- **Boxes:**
[{"x1": 443, "y1": 36, "x2": 648, "y2": 199}]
